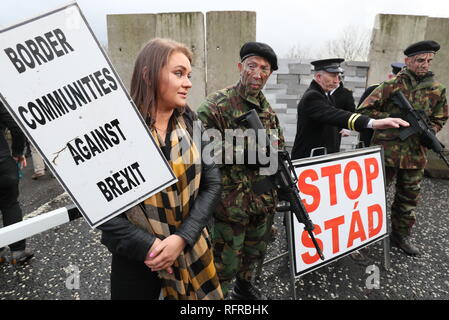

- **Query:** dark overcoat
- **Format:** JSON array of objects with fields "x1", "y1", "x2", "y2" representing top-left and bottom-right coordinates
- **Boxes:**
[{"x1": 291, "y1": 80, "x2": 370, "y2": 159}]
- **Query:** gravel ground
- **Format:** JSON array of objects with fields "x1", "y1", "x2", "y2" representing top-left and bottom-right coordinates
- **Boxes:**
[{"x1": 0, "y1": 163, "x2": 448, "y2": 300}]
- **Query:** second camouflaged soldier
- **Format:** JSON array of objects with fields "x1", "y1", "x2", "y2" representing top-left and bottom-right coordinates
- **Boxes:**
[
  {"x1": 197, "y1": 42, "x2": 284, "y2": 300},
  {"x1": 357, "y1": 40, "x2": 448, "y2": 256}
]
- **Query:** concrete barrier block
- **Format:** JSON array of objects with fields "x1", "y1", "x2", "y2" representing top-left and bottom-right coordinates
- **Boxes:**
[
  {"x1": 342, "y1": 66, "x2": 357, "y2": 77},
  {"x1": 206, "y1": 11, "x2": 256, "y2": 95},
  {"x1": 345, "y1": 61, "x2": 370, "y2": 67},
  {"x1": 277, "y1": 74, "x2": 300, "y2": 84},
  {"x1": 107, "y1": 14, "x2": 157, "y2": 91},
  {"x1": 156, "y1": 12, "x2": 206, "y2": 109},
  {"x1": 425, "y1": 151, "x2": 449, "y2": 179},
  {"x1": 288, "y1": 63, "x2": 311, "y2": 75},
  {"x1": 356, "y1": 67, "x2": 369, "y2": 78}
]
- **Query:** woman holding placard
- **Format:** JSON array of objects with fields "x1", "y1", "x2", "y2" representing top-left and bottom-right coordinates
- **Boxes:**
[{"x1": 98, "y1": 38, "x2": 223, "y2": 300}]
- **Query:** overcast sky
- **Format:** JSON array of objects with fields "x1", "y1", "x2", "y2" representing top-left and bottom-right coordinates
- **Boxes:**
[{"x1": 2, "y1": 0, "x2": 449, "y2": 57}]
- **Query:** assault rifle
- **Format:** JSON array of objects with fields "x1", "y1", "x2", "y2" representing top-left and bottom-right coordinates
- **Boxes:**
[
  {"x1": 236, "y1": 109, "x2": 325, "y2": 260},
  {"x1": 391, "y1": 90, "x2": 449, "y2": 168}
]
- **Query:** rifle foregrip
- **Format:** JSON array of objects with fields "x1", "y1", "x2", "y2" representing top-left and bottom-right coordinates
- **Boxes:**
[
  {"x1": 288, "y1": 192, "x2": 315, "y2": 232},
  {"x1": 399, "y1": 127, "x2": 418, "y2": 141}
]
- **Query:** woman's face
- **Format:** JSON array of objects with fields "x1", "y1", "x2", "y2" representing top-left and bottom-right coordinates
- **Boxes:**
[{"x1": 156, "y1": 51, "x2": 192, "y2": 111}]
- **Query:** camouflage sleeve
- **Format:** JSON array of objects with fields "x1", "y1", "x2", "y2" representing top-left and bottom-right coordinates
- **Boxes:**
[
  {"x1": 429, "y1": 87, "x2": 448, "y2": 133},
  {"x1": 197, "y1": 97, "x2": 227, "y2": 168},
  {"x1": 197, "y1": 99, "x2": 220, "y2": 132},
  {"x1": 356, "y1": 83, "x2": 392, "y2": 119},
  {"x1": 273, "y1": 113, "x2": 285, "y2": 150}
]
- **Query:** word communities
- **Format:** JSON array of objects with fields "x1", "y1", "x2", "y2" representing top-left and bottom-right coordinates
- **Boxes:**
[{"x1": 18, "y1": 67, "x2": 118, "y2": 130}]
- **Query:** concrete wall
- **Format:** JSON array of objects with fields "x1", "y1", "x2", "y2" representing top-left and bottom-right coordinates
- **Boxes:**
[
  {"x1": 107, "y1": 11, "x2": 256, "y2": 110},
  {"x1": 107, "y1": 14, "x2": 156, "y2": 93},
  {"x1": 107, "y1": 12, "x2": 206, "y2": 109},
  {"x1": 367, "y1": 14, "x2": 449, "y2": 146},
  {"x1": 425, "y1": 18, "x2": 449, "y2": 145},
  {"x1": 206, "y1": 11, "x2": 256, "y2": 96},
  {"x1": 367, "y1": 14, "x2": 428, "y2": 86}
]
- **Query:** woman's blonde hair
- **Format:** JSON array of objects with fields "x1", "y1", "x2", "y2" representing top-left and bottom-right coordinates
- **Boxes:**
[{"x1": 130, "y1": 38, "x2": 193, "y2": 126}]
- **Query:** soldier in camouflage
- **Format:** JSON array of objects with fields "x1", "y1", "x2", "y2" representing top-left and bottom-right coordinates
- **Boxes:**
[
  {"x1": 357, "y1": 40, "x2": 448, "y2": 256},
  {"x1": 197, "y1": 42, "x2": 284, "y2": 299}
]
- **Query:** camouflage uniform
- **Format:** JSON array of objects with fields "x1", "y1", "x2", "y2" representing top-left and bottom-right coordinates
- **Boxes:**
[
  {"x1": 357, "y1": 69, "x2": 448, "y2": 237},
  {"x1": 197, "y1": 81, "x2": 284, "y2": 296}
]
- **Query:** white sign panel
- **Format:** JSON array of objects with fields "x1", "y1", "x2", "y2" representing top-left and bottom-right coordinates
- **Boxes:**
[
  {"x1": 0, "y1": 4, "x2": 177, "y2": 227},
  {"x1": 291, "y1": 147, "x2": 388, "y2": 276}
]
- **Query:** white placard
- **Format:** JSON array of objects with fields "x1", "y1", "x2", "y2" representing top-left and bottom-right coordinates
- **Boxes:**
[
  {"x1": 291, "y1": 147, "x2": 388, "y2": 276},
  {"x1": 0, "y1": 3, "x2": 177, "y2": 227}
]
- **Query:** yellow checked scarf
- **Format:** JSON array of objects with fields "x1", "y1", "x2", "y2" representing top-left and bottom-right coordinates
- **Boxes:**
[{"x1": 126, "y1": 113, "x2": 223, "y2": 300}]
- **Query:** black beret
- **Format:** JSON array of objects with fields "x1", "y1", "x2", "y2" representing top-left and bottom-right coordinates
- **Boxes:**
[
  {"x1": 240, "y1": 42, "x2": 278, "y2": 71},
  {"x1": 404, "y1": 40, "x2": 440, "y2": 57},
  {"x1": 391, "y1": 62, "x2": 405, "y2": 75},
  {"x1": 311, "y1": 58, "x2": 345, "y2": 73}
]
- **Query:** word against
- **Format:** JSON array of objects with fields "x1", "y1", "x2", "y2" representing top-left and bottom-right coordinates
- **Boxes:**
[
  {"x1": 366, "y1": 265, "x2": 380, "y2": 289},
  {"x1": 65, "y1": 264, "x2": 80, "y2": 290},
  {"x1": 179, "y1": 304, "x2": 269, "y2": 317}
]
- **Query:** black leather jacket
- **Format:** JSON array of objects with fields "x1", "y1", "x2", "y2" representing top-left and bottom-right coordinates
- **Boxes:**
[
  {"x1": 97, "y1": 109, "x2": 222, "y2": 262},
  {"x1": 0, "y1": 101, "x2": 25, "y2": 161}
]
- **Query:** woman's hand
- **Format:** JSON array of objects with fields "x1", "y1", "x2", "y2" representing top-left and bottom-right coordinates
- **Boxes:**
[
  {"x1": 144, "y1": 235, "x2": 186, "y2": 273},
  {"x1": 13, "y1": 155, "x2": 27, "y2": 168}
]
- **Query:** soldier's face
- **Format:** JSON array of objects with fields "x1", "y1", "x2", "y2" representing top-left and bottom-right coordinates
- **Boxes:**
[
  {"x1": 238, "y1": 56, "x2": 272, "y2": 96},
  {"x1": 406, "y1": 53, "x2": 434, "y2": 77},
  {"x1": 316, "y1": 71, "x2": 341, "y2": 92}
]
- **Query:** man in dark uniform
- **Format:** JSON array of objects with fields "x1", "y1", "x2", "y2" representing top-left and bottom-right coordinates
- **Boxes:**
[
  {"x1": 358, "y1": 62, "x2": 406, "y2": 147},
  {"x1": 0, "y1": 101, "x2": 34, "y2": 264},
  {"x1": 291, "y1": 58, "x2": 409, "y2": 160},
  {"x1": 331, "y1": 75, "x2": 356, "y2": 150}
]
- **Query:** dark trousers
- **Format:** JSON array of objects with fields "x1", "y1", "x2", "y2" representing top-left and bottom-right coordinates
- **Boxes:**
[
  {"x1": 110, "y1": 254, "x2": 161, "y2": 300},
  {"x1": 0, "y1": 157, "x2": 25, "y2": 251}
]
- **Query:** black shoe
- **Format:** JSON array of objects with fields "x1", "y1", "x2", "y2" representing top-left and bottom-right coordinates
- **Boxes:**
[
  {"x1": 0, "y1": 247, "x2": 8, "y2": 263},
  {"x1": 390, "y1": 233, "x2": 420, "y2": 256},
  {"x1": 231, "y1": 280, "x2": 267, "y2": 300},
  {"x1": 349, "y1": 250, "x2": 371, "y2": 266},
  {"x1": 11, "y1": 249, "x2": 34, "y2": 264}
]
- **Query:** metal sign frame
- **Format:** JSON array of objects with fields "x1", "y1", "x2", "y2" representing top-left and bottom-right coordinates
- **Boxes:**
[{"x1": 260, "y1": 146, "x2": 391, "y2": 300}]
